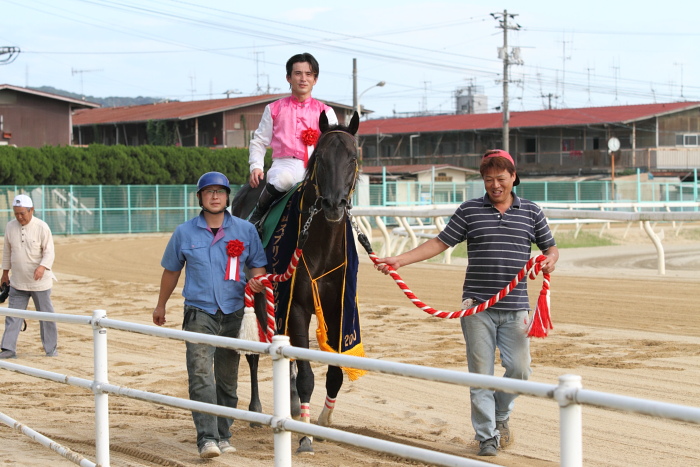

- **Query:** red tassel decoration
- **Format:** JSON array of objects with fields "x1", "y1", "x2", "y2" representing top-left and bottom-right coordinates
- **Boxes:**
[{"x1": 527, "y1": 273, "x2": 552, "y2": 338}]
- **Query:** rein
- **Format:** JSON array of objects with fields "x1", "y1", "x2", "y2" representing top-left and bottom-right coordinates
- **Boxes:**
[{"x1": 349, "y1": 217, "x2": 553, "y2": 338}]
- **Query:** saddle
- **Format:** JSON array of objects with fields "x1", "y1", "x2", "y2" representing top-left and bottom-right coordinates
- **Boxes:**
[{"x1": 259, "y1": 184, "x2": 299, "y2": 248}]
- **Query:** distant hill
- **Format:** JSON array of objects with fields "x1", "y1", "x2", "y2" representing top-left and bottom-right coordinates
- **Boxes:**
[{"x1": 30, "y1": 86, "x2": 171, "y2": 107}]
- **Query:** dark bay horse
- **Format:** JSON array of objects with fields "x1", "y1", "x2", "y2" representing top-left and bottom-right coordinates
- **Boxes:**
[{"x1": 231, "y1": 111, "x2": 362, "y2": 454}]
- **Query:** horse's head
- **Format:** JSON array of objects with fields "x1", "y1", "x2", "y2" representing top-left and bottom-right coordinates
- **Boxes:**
[{"x1": 305, "y1": 111, "x2": 360, "y2": 222}]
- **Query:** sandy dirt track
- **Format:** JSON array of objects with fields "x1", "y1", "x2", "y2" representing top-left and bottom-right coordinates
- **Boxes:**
[{"x1": 1, "y1": 228, "x2": 699, "y2": 466}]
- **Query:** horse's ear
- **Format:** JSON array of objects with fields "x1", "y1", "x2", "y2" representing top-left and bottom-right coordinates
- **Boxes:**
[
  {"x1": 348, "y1": 111, "x2": 360, "y2": 136},
  {"x1": 319, "y1": 111, "x2": 330, "y2": 133}
]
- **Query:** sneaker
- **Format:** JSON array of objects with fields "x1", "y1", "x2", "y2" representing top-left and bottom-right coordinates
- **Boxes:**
[
  {"x1": 46, "y1": 349, "x2": 58, "y2": 357},
  {"x1": 218, "y1": 440, "x2": 236, "y2": 454},
  {"x1": 199, "y1": 440, "x2": 221, "y2": 459},
  {"x1": 0, "y1": 349, "x2": 17, "y2": 359},
  {"x1": 477, "y1": 437, "x2": 498, "y2": 456},
  {"x1": 496, "y1": 418, "x2": 513, "y2": 448}
]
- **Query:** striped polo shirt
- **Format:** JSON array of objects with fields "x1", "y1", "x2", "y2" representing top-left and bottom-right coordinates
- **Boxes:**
[{"x1": 437, "y1": 193, "x2": 556, "y2": 312}]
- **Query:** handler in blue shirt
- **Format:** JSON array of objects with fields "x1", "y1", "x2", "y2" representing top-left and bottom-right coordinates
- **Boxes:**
[{"x1": 153, "y1": 171, "x2": 267, "y2": 459}]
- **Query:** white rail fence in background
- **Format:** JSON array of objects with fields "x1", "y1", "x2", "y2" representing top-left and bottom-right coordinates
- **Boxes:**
[
  {"x1": 2, "y1": 309, "x2": 700, "y2": 467},
  {"x1": 351, "y1": 202, "x2": 700, "y2": 274}
]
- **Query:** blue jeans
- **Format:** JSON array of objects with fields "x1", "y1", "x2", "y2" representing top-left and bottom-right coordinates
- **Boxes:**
[
  {"x1": 460, "y1": 309, "x2": 531, "y2": 442},
  {"x1": 183, "y1": 306, "x2": 243, "y2": 449}
]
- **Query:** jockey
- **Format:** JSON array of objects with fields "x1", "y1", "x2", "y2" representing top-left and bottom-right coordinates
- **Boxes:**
[{"x1": 248, "y1": 52, "x2": 338, "y2": 226}]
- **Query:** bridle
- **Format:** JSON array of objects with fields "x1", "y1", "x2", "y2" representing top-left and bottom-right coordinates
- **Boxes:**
[
  {"x1": 298, "y1": 129, "x2": 359, "y2": 245},
  {"x1": 304, "y1": 129, "x2": 359, "y2": 209}
]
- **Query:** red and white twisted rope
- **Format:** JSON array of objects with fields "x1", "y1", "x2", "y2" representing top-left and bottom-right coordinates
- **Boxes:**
[
  {"x1": 370, "y1": 253, "x2": 553, "y2": 338},
  {"x1": 243, "y1": 247, "x2": 303, "y2": 343}
]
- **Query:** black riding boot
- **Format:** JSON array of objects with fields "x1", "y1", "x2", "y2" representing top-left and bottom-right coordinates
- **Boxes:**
[{"x1": 249, "y1": 184, "x2": 285, "y2": 226}]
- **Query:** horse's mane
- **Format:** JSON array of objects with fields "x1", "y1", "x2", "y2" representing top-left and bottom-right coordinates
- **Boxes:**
[{"x1": 304, "y1": 122, "x2": 356, "y2": 181}]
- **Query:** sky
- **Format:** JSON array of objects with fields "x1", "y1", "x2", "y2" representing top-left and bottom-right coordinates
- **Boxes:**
[{"x1": 1, "y1": 0, "x2": 699, "y2": 119}]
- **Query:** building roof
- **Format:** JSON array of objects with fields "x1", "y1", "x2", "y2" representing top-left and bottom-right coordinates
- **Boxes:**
[
  {"x1": 0, "y1": 84, "x2": 100, "y2": 108},
  {"x1": 357, "y1": 102, "x2": 700, "y2": 136},
  {"x1": 361, "y1": 164, "x2": 479, "y2": 176},
  {"x1": 72, "y1": 94, "x2": 356, "y2": 125}
]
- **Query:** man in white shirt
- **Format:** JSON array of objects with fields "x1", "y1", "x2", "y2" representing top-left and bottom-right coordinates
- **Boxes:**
[{"x1": 0, "y1": 194, "x2": 58, "y2": 359}]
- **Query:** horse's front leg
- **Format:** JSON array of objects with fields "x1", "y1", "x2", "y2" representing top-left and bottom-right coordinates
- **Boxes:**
[
  {"x1": 318, "y1": 365, "x2": 343, "y2": 427},
  {"x1": 245, "y1": 353, "x2": 263, "y2": 427},
  {"x1": 295, "y1": 359, "x2": 315, "y2": 454},
  {"x1": 290, "y1": 361, "x2": 301, "y2": 418}
]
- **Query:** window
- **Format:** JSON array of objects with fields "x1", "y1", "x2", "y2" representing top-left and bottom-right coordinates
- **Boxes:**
[{"x1": 676, "y1": 133, "x2": 699, "y2": 146}]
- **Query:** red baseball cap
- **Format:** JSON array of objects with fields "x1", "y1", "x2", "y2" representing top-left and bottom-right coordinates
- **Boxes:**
[{"x1": 482, "y1": 149, "x2": 520, "y2": 186}]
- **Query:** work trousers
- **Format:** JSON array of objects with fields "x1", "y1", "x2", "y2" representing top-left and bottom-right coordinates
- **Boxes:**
[{"x1": 1, "y1": 287, "x2": 57, "y2": 355}]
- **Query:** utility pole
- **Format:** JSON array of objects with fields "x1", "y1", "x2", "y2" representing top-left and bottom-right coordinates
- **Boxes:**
[
  {"x1": 352, "y1": 58, "x2": 357, "y2": 115},
  {"x1": 254, "y1": 51, "x2": 264, "y2": 94},
  {"x1": 540, "y1": 93, "x2": 558, "y2": 110},
  {"x1": 611, "y1": 59, "x2": 620, "y2": 104},
  {"x1": 585, "y1": 66, "x2": 595, "y2": 105},
  {"x1": 491, "y1": 10, "x2": 521, "y2": 153},
  {"x1": 558, "y1": 35, "x2": 572, "y2": 106}
]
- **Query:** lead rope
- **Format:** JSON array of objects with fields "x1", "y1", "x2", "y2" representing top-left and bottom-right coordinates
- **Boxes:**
[
  {"x1": 239, "y1": 203, "x2": 321, "y2": 346},
  {"x1": 349, "y1": 216, "x2": 553, "y2": 338}
]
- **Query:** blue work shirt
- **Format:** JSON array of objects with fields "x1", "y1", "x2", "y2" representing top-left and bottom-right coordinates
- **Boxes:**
[{"x1": 161, "y1": 211, "x2": 267, "y2": 314}]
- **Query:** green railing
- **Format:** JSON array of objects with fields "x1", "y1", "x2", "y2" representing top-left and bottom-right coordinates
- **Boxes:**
[{"x1": 1, "y1": 173, "x2": 697, "y2": 236}]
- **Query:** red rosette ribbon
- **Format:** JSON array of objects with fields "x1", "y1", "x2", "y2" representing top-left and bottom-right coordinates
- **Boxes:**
[
  {"x1": 225, "y1": 239, "x2": 244, "y2": 281},
  {"x1": 301, "y1": 128, "x2": 320, "y2": 147}
]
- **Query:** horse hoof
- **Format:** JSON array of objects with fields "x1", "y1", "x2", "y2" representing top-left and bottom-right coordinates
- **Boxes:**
[
  {"x1": 318, "y1": 407, "x2": 333, "y2": 427},
  {"x1": 295, "y1": 436, "x2": 314, "y2": 455}
]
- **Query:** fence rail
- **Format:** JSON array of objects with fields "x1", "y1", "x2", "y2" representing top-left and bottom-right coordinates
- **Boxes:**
[
  {"x1": 350, "y1": 203, "x2": 700, "y2": 274},
  {"x1": 2, "y1": 307, "x2": 700, "y2": 466}
]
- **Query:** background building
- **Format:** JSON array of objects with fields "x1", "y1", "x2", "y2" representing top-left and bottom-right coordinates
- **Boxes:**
[{"x1": 0, "y1": 84, "x2": 99, "y2": 148}]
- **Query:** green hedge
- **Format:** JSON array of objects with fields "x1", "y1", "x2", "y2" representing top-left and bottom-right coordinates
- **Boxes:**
[{"x1": 0, "y1": 145, "x2": 270, "y2": 185}]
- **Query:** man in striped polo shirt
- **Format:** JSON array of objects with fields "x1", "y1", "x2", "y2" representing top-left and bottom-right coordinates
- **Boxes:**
[{"x1": 376, "y1": 149, "x2": 559, "y2": 457}]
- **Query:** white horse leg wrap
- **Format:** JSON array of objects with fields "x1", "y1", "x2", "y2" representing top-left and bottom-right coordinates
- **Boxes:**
[
  {"x1": 318, "y1": 396, "x2": 336, "y2": 427},
  {"x1": 300, "y1": 402, "x2": 311, "y2": 422},
  {"x1": 300, "y1": 402, "x2": 313, "y2": 442}
]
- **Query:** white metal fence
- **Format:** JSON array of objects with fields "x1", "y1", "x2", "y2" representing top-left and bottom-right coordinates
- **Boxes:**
[{"x1": 2, "y1": 308, "x2": 700, "y2": 466}]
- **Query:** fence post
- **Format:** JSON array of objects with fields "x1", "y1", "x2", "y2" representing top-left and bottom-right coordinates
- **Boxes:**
[
  {"x1": 92, "y1": 309, "x2": 110, "y2": 467},
  {"x1": 637, "y1": 168, "x2": 642, "y2": 203},
  {"x1": 183, "y1": 185, "x2": 188, "y2": 223},
  {"x1": 270, "y1": 335, "x2": 292, "y2": 467},
  {"x1": 127, "y1": 185, "x2": 132, "y2": 234},
  {"x1": 155, "y1": 185, "x2": 160, "y2": 232},
  {"x1": 70, "y1": 185, "x2": 75, "y2": 236},
  {"x1": 99, "y1": 185, "x2": 104, "y2": 234},
  {"x1": 555, "y1": 374, "x2": 582, "y2": 467}
]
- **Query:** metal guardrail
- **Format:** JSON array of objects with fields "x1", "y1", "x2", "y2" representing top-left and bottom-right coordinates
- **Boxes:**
[{"x1": 2, "y1": 308, "x2": 700, "y2": 466}]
